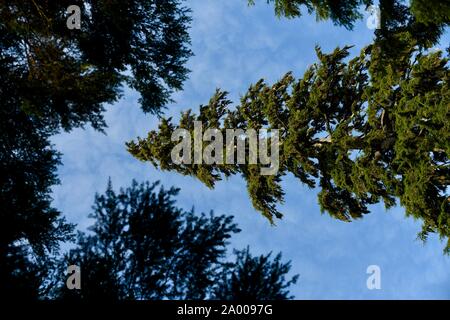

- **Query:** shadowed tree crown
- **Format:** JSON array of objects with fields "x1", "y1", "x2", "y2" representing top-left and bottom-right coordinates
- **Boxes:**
[
  {"x1": 1, "y1": 0, "x2": 192, "y2": 132},
  {"x1": 0, "y1": 0, "x2": 192, "y2": 297},
  {"x1": 54, "y1": 180, "x2": 298, "y2": 300},
  {"x1": 0, "y1": 62, "x2": 74, "y2": 299}
]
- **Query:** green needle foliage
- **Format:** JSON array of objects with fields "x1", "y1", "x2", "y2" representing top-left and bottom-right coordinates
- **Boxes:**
[
  {"x1": 52, "y1": 180, "x2": 298, "y2": 300},
  {"x1": 128, "y1": 2, "x2": 450, "y2": 252},
  {"x1": 1, "y1": 0, "x2": 192, "y2": 132},
  {"x1": 248, "y1": 0, "x2": 373, "y2": 29},
  {"x1": 249, "y1": 0, "x2": 450, "y2": 29}
]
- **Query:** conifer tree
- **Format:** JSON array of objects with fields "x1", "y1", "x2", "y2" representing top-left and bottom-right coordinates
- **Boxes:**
[
  {"x1": 128, "y1": 2, "x2": 450, "y2": 252},
  {"x1": 249, "y1": 0, "x2": 372, "y2": 29},
  {"x1": 0, "y1": 70, "x2": 74, "y2": 298},
  {"x1": 0, "y1": 0, "x2": 192, "y2": 297},
  {"x1": 53, "y1": 180, "x2": 298, "y2": 300},
  {"x1": 214, "y1": 247, "x2": 298, "y2": 300},
  {"x1": 249, "y1": 0, "x2": 449, "y2": 29},
  {"x1": 1, "y1": 0, "x2": 192, "y2": 132}
]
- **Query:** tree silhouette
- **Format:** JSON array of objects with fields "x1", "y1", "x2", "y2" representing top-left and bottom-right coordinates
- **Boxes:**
[
  {"x1": 128, "y1": 2, "x2": 450, "y2": 252},
  {"x1": 52, "y1": 180, "x2": 298, "y2": 300},
  {"x1": 0, "y1": 243, "x2": 49, "y2": 300},
  {"x1": 215, "y1": 248, "x2": 298, "y2": 300},
  {"x1": 0, "y1": 0, "x2": 192, "y2": 298},
  {"x1": 0, "y1": 64, "x2": 74, "y2": 299},
  {"x1": 1, "y1": 0, "x2": 192, "y2": 132}
]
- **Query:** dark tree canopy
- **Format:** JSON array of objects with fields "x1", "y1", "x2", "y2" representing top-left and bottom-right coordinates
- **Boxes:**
[
  {"x1": 0, "y1": 0, "x2": 192, "y2": 299},
  {"x1": 0, "y1": 0, "x2": 192, "y2": 132},
  {"x1": 0, "y1": 243, "x2": 49, "y2": 300},
  {"x1": 53, "y1": 180, "x2": 297, "y2": 300},
  {"x1": 128, "y1": 2, "x2": 450, "y2": 252},
  {"x1": 0, "y1": 67, "x2": 74, "y2": 298},
  {"x1": 0, "y1": 102, "x2": 72, "y2": 256},
  {"x1": 215, "y1": 248, "x2": 298, "y2": 300}
]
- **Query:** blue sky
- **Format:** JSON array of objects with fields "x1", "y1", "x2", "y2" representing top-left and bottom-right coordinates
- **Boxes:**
[{"x1": 51, "y1": 0, "x2": 450, "y2": 299}]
